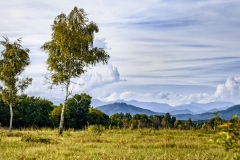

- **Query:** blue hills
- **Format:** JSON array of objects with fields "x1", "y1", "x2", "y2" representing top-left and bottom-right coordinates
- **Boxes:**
[{"x1": 93, "y1": 99, "x2": 239, "y2": 120}]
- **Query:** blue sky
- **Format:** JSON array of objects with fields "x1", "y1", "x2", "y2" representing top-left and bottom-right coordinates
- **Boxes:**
[{"x1": 0, "y1": 0, "x2": 240, "y2": 106}]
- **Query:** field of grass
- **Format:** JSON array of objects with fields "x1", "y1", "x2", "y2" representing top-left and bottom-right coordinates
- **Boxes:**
[{"x1": 0, "y1": 128, "x2": 230, "y2": 160}]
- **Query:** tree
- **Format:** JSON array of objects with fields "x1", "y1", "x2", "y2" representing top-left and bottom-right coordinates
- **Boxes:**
[
  {"x1": 14, "y1": 95, "x2": 54, "y2": 128},
  {"x1": 0, "y1": 94, "x2": 9, "y2": 126},
  {"x1": 49, "y1": 104, "x2": 63, "y2": 128},
  {"x1": 213, "y1": 115, "x2": 240, "y2": 159},
  {"x1": 50, "y1": 93, "x2": 92, "y2": 130},
  {"x1": 0, "y1": 37, "x2": 32, "y2": 132},
  {"x1": 209, "y1": 111, "x2": 223, "y2": 129},
  {"x1": 65, "y1": 93, "x2": 91, "y2": 129},
  {"x1": 151, "y1": 115, "x2": 163, "y2": 130},
  {"x1": 132, "y1": 114, "x2": 149, "y2": 129},
  {"x1": 174, "y1": 120, "x2": 183, "y2": 129},
  {"x1": 110, "y1": 113, "x2": 124, "y2": 129},
  {"x1": 161, "y1": 113, "x2": 171, "y2": 128},
  {"x1": 41, "y1": 7, "x2": 110, "y2": 135},
  {"x1": 170, "y1": 116, "x2": 176, "y2": 127},
  {"x1": 87, "y1": 107, "x2": 109, "y2": 127},
  {"x1": 185, "y1": 118, "x2": 193, "y2": 129}
]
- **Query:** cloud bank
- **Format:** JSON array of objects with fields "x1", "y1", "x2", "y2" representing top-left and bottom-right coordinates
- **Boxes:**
[
  {"x1": 98, "y1": 77, "x2": 240, "y2": 105},
  {"x1": 213, "y1": 77, "x2": 240, "y2": 102},
  {"x1": 81, "y1": 65, "x2": 125, "y2": 92}
]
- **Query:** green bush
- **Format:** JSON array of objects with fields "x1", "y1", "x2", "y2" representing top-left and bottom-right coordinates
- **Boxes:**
[
  {"x1": 213, "y1": 114, "x2": 240, "y2": 160},
  {"x1": 88, "y1": 125, "x2": 103, "y2": 136},
  {"x1": 21, "y1": 134, "x2": 56, "y2": 144}
]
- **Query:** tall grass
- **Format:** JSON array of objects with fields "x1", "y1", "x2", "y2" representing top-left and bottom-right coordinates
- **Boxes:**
[{"x1": 0, "y1": 128, "x2": 230, "y2": 159}]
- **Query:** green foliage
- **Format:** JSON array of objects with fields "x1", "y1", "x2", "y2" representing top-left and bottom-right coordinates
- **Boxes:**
[
  {"x1": 87, "y1": 107, "x2": 109, "y2": 127},
  {"x1": 174, "y1": 120, "x2": 183, "y2": 129},
  {"x1": 41, "y1": 7, "x2": 109, "y2": 86},
  {"x1": 41, "y1": 6, "x2": 109, "y2": 135},
  {"x1": 0, "y1": 37, "x2": 32, "y2": 132},
  {"x1": 0, "y1": 95, "x2": 54, "y2": 128},
  {"x1": 0, "y1": 37, "x2": 32, "y2": 104},
  {"x1": 14, "y1": 95, "x2": 54, "y2": 128},
  {"x1": 209, "y1": 114, "x2": 223, "y2": 129},
  {"x1": 160, "y1": 113, "x2": 173, "y2": 128},
  {"x1": 65, "y1": 93, "x2": 91, "y2": 129},
  {"x1": 88, "y1": 125, "x2": 103, "y2": 136},
  {"x1": 213, "y1": 114, "x2": 240, "y2": 160},
  {"x1": 49, "y1": 104, "x2": 63, "y2": 128},
  {"x1": 21, "y1": 134, "x2": 56, "y2": 144},
  {"x1": 185, "y1": 118, "x2": 194, "y2": 129},
  {"x1": 0, "y1": 94, "x2": 9, "y2": 125},
  {"x1": 110, "y1": 113, "x2": 124, "y2": 129},
  {"x1": 49, "y1": 93, "x2": 92, "y2": 130}
]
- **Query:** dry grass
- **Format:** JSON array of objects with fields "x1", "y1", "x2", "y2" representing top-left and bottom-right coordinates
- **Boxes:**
[{"x1": 0, "y1": 128, "x2": 229, "y2": 159}]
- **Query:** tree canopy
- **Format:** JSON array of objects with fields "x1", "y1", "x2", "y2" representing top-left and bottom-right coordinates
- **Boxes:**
[
  {"x1": 41, "y1": 6, "x2": 109, "y2": 135},
  {"x1": 0, "y1": 37, "x2": 32, "y2": 132}
]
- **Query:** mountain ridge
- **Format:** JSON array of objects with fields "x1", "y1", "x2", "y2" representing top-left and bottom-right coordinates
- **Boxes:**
[
  {"x1": 96, "y1": 101, "x2": 240, "y2": 121},
  {"x1": 97, "y1": 102, "x2": 164, "y2": 116},
  {"x1": 92, "y1": 99, "x2": 234, "y2": 114}
]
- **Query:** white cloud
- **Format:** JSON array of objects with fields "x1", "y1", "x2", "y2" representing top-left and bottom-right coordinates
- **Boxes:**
[
  {"x1": 212, "y1": 77, "x2": 240, "y2": 103},
  {"x1": 104, "y1": 92, "x2": 119, "y2": 102},
  {"x1": 179, "y1": 93, "x2": 211, "y2": 104},
  {"x1": 1, "y1": 1, "x2": 240, "y2": 106},
  {"x1": 177, "y1": 77, "x2": 240, "y2": 104},
  {"x1": 119, "y1": 91, "x2": 170, "y2": 102},
  {"x1": 152, "y1": 90, "x2": 170, "y2": 99},
  {"x1": 81, "y1": 65, "x2": 124, "y2": 91},
  {"x1": 93, "y1": 38, "x2": 108, "y2": 49}
]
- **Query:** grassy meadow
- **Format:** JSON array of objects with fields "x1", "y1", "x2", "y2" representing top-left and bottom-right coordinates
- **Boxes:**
[{"x1": 0, "y1": 128, "x2": 231, "y2": 160}]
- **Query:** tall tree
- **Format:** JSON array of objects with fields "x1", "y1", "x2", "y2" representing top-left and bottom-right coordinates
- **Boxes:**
[
  {"x1": 41, "y1": 7, "x2": 109, "y2": 135},
  {"x1": 0, "y1": 37, "x2": 32, "y2": 132}
]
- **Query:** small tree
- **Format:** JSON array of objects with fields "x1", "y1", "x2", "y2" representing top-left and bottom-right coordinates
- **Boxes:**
[
  {"x1": 185, "y1": 118, "x2": 193, "y2": 129},
  {"x1": 41, "y1": 7, "x2": 109, "y2": 135},
  {"x1": 213, "y1": 115, "x2": 240, "y2": 159},
  {"x1": 0, "y1": 37, "x2": 32, "y2": 132}
]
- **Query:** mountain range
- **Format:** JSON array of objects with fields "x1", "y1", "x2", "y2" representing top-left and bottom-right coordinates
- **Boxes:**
[
  {"x1": 92, "y1": 99, "x2": 239, "y2": 121},
  {"x1": 97, "y1": 102, "x2": 163, "y2": 116},
  {"x1": 92, "y1": 99, "x2": 234, "y2": 114}
]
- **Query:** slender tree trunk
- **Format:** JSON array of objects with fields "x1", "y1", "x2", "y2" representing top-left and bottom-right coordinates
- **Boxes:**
[
  {"x1": 9, "y1": 103, "x2": 13, "y2": 133},
  {"x1": 58, "y1": 84, "x2": 69, "y2": 136}
]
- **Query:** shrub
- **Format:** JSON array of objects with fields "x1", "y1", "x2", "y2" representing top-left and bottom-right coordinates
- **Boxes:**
[
  {"x1": 88, "y1": 125, "x2": 103, "y2": 136},
  {"x1": 21, "y1": 134, "x2": 56, "y2": 144},
  {"x1": 213, "y1": 114, "x2": 240, "y2": 160}
]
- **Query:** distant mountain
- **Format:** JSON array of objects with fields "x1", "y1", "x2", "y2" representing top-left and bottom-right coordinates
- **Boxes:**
[
  {"x1": 170, "y1": 109, "x2": 195, "y2": 115},
  {"x1": 92, "y1": 99, "x2": 173, "y2": 113},
  {"x1": 173, "y1": 104, "x2": 206, "y2": 114},
  {"x1": 174, "y1": 105, "x2": 240, "y2": 121},
  {"x1": 91, "y1": 99, "x2": 111, "y2": 107},
  {"x1": 188, "y1": 101, "x2": 234, "y2": 110},
  {"x1": 122, "y1": 100, "x2": 173, "y2": 113},
  {"x1": 173, "y1": 101, "x2": 234, "y2": 114},
  {"x1": 206, "y1": 106, "x2": 231, "y2": 113},
  {"x1": 97, "y1": 102, "x2": 164, "y2": 116},
  {"x1": 92, "y1": 99, "x2": 234, "y2": 115},
  {"x1": 96, "y1": 101, "x2": 239, "y2": 121}
]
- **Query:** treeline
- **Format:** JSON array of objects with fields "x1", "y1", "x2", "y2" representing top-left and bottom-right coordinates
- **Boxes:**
[
  {"x1": 0, "y1": 93, "x2": 226, "y2": 131},
  {"x1": 0, "y1": 93, "x2": 107, "y2": 129}
]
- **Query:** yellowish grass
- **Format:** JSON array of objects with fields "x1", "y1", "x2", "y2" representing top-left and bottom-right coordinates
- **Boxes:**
[{"x1": 0, "y1": 128, "x2": 229, "y2": 159}]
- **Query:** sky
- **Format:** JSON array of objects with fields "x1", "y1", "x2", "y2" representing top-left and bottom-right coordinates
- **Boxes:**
[{"x1": 0, "y1": 0, "x2": 240, "y2": 106}]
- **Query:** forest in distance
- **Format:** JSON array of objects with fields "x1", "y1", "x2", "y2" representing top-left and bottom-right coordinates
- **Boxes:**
[{"x1": 0, "y1": 93, "x2": 237, "y2": 131}]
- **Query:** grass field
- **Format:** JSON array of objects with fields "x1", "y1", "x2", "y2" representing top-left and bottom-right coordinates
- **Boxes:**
[{"x1": 0, "y1": 128, "x2": 230, "y2": 160}]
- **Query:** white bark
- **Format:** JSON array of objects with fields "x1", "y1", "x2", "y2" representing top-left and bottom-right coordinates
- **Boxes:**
[
  {"x1": 9, "y1": 103, "x2": 13, "y2": 133},
  {"x1": 58, "y1": 82, "x2": 70, "y2": 136}
]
